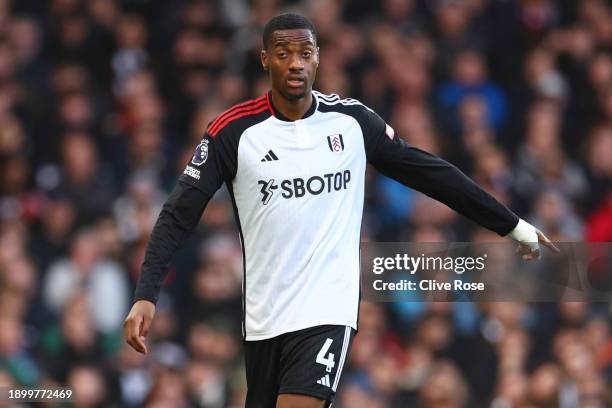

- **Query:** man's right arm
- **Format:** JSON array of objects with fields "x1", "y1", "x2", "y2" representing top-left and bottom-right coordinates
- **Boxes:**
[
  {"x1": 133, "y1": 128, "x2": 233, "y2": 303},
  {"x1": 133, "y1": 181, "x2": 211, "y2": 304},
  {"x1": 126, "y1": 182, "x2": 210, "y2": 354},
  {"x1": 125, "y1": 130, "x2": 232, "y2": 353}
]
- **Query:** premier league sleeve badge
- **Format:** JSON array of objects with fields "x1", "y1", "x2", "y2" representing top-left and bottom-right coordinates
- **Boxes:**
[{"x1": 191, "y1": 139, "x2": 209, "y2": 166}]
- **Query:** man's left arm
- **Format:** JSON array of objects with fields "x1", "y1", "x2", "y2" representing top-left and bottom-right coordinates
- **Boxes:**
[
  {"x1": 372, "y1": 134, "x2": 518, "y2": 235},
  {"x1": 359, "y1": 106, "x2": 559, "y2": 257}
]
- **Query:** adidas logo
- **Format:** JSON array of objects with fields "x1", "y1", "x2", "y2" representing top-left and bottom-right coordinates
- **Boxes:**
[
  {"x1": 316, "y1": 374, "x2": 331, "y2": 388},
  {"x1": 261, "y1": 150, "x2": 279, "y2": 162}
]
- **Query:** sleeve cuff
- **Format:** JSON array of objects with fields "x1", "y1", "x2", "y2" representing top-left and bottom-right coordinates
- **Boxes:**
[
  {"x1": 508, "y1": 218, "x2": 539, "y2": 250},
  {"x1": 133, "y1": 286, "x2": 159, "y2": 305}
]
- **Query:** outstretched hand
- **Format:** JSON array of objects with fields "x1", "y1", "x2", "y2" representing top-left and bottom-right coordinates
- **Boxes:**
[
  {"x1": 516, "y1": 230, "x2": 560, "y2": 260},
  {"x1": 123, "y1": 300, "x2": 156, "y2": 354}
]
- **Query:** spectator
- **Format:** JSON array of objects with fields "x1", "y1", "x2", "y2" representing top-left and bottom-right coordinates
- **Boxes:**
[
  {"x1": 54, "y1": 131, "x2": 116, "y2": 224},
  {"x1": 67, "y1": 364, "x2": 109, "y2": 408},
  {"x1": 40, "y1": 291, "x2": 103, "y2": 381},
  {"x1": 43, "y1": 229, "x2": 128, "y2": 333},
  {"x1": 437, "y1": 49, "x2": 508, "y2": 133}
]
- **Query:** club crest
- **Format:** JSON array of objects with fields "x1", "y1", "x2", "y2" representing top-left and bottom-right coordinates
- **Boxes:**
[{"x1": 327, "y1": 134, "x2": 344, "y2": 152}]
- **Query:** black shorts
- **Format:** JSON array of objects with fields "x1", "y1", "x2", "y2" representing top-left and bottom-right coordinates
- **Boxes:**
[{"x1": 244, "y1": 325, "x2": 356, "y2": 408}]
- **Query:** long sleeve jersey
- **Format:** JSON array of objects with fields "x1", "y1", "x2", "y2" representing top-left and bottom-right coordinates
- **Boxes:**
[{"x1": 134, "y1": 91, "x2": 519, "y2": 340}]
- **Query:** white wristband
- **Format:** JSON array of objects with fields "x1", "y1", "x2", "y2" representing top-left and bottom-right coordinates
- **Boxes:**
[{"x1": 509, "y1": 218, "x2": 539, "y2": 251}]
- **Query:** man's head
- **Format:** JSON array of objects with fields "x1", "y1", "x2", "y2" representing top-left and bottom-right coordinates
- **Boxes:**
[{"x1": 261, "y1": 13, "x2": 319, "y2": 101}]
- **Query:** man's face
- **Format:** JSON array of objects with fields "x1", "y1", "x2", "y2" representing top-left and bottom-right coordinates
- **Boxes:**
[{"x1": 261, "y1": 29, "x2": 319, "y2": 101}]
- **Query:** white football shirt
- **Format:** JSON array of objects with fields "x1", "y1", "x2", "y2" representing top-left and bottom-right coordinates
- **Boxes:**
[
  {"x1": 180, "y1": 91, "x2": 384, "y2": 340},
  {"x1": 155, "y1": 89, "x2": 519, "y2": 340}
]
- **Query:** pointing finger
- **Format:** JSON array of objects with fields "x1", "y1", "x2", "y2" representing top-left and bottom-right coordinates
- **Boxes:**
[{"x1": 537, "y1": 231, "x2": 560, "y2": 254}]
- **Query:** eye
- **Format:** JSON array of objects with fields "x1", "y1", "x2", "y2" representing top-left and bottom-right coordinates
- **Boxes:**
[
  {"x1": 277, "y1": 51, "x2": 287, "y2": 58},
  {"x1": 303, "y1": 51, "x2": 312, "y2": 58}
]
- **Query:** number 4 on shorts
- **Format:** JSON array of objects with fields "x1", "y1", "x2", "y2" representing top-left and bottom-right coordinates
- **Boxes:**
[{"x1": 316, "y1": 338, "x2": 335, "y2": 372}]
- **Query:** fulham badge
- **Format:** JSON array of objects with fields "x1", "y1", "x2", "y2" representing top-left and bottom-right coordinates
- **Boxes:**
[{"x1": 327, "y1": 134, "x2": 344, "y2": 152}]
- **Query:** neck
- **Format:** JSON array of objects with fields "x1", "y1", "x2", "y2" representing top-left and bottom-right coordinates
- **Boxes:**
[{"x1": 270, "y1": 88, "x2": 313, "y2": 121}]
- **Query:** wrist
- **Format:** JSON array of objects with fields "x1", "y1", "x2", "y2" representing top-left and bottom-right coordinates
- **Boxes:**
[{"x1": 508, "y1": 218, "x2": 539, "y2": 250}]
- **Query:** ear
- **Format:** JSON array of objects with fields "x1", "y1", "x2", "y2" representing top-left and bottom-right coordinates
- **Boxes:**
[{"x1": 261, "y1": 49, "x2": 269, "y2": 71}]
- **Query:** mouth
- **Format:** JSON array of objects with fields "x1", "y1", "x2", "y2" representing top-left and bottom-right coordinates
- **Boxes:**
[{"x1": 286, "y1": 76, "x2": 306, "y2": 88}]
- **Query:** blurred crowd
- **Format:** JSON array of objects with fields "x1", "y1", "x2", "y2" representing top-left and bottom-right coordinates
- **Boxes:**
[{"x1": 0, "y1": 0, "x2": 610, "y2": 406}]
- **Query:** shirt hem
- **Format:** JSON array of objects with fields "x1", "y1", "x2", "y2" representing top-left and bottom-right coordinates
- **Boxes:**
[{"x1": 244, "y1": 319, "x2": 357, "y2": 341}]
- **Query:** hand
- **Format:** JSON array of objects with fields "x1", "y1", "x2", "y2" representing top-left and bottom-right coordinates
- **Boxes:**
[
  {"x1": 123, "y1": 299, "x2": 156, "y2": 354},
  {"x1": 516, "y1": 230, "x2": 560, "y2": 260}
]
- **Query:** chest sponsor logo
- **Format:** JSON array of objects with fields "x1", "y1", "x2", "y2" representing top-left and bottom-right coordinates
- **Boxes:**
[
  {"x1": 191, "y1": 139, "x2": 209, "y2": 166},
  {"x1": 327, "y1": 134, "x2": 344, "y2": 152},
  {"x1": 258, "y1": 179, "x2": 278, "y2": 205},
  {"x1": 257, "y1": 170, "x2": 351, "y2": 204}
]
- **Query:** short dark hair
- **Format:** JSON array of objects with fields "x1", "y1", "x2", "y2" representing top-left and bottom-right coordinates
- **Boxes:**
[{"x1": 262, "y1": 13, "x2": 316, "y2": 49}]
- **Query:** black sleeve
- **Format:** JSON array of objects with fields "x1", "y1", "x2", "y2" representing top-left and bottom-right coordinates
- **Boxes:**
[
  {"x1": 359, "y1": 106, "x2": 519, "y2": 236},
  {"x1": 134, "y1": 129, "x2": 237, "y2": 304},
  {"x1": 178, "y1": 130, "x2": 237, "y2": 195},
  {"x1": 133, "y1": 181, "x2": 211, "y2": 303}
]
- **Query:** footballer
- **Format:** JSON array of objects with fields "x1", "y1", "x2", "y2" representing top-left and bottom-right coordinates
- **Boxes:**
[{"x1": 124, "y1": 13, "x2": 559, "y2": 408}]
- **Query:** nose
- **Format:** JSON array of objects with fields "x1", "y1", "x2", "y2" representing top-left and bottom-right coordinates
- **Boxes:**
[{"x1": 288, "y1": 54, "x2": 304, "y2": 71}]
